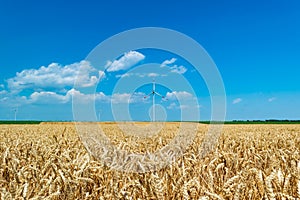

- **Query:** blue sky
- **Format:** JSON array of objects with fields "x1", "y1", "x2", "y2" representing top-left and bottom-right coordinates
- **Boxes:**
[{"x1": 0, "y1": 0, "x2": 300, "y2": 121}]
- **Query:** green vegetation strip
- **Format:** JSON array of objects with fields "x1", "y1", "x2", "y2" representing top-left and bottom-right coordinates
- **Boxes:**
[
  {"x1": 200, "y1": 120, "x2": 300, "y2": 124},
  {"x1": 1, "y1": 120, "x2": 300, "y2": 125}
]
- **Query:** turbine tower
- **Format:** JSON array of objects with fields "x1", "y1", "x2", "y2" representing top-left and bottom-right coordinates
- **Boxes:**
[
  {"x1": 14, "y1": 107, "x2": 18, "y2": 121},
  {"x1": 144, "y1": 79, "x2": 167, "y2": 122}
]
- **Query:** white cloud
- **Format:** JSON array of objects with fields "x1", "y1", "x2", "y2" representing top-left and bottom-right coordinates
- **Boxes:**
[
  {"x1": 179, "y1": 105, "x2": 189, "y2": 109},
  {"x1": 116, "y1": 72, "x2": 159, "y2": 78},
  {"x1": 167, "y1": 102, "x2": 190, "y2": 110},
  {"x1": 28, "y1": 89, "x2": 110, "y2": 104},
  {"x1": 161, "y1": 58, "x2": 177, "y2": 67},
  {"x1": 111, "y1": 93, "x2": 131, "y2": 104},
  {"x1": 170, "y1": 65, "x2": 187, "y2": 74},
  {"x1": 30, "y1": 91, "x2": 70, "y2": 104},
  {"x1": 148, "y1": 73, "x2": 159, "y2": 77},
  {"x1": 232, "y1": 98, "x2": 242, "y2": 104},
  {"x1": 0, "y1": 97, "x2": 9, "y2": 102},
  {"x1": 167, "y1": 102, "x2": 177, "y2": 109},
  {"x1": 8, "y1": 86, "x2": 146, "y2": 105},
  {"x1": 0, "y1": 90, "x2": 7, "y2": 95},
  {"x1": 71, "y1": 89, "x2": 109, "y2": 103},
  {"x1": 7, "y1": 60, "x2": 104, "y2": 93},
  {"x1": 111, "y1": 92, "x2": 145, "y2": 104},
  {"x1": 115, "y1": 73, "x2": 131, "y2": 78},
  {"x1": 268, "y1": 97, "x2": 276, "y2": 102},
  {"x1": 106, "y1": 51, "x2": 145, "y2": 72},
  {"x1": 166, "y1": 91, "x2": 193, "y2": 100},
  {"x1": 160, "y1": 58, "x2": 187, "y2": 74}
]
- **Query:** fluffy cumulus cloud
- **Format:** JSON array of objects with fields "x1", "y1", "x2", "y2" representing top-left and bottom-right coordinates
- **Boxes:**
[
  {"x1": 161, "y1": 58, "x2": 187, "y2": 74},
  {"x1": 113, "y1": 56, "x2": 187, "y2": 79},
  {"x1": 170, "y1": 65, "x2": 187, "y2": 74},
  {"x1": 232, "y1": 98, "x2": 242, "y2": 104},
  {"x1": 167, "y1": 102, "x2": 192, "y2": 110},
  {"x1": 166, "y1": 91, "x2": 193, "y2": 100},
  {"x1": 268, "y1": 97, "x2": 276, "y2": 102},
  {"x1": 111, "y1": 92, "x2": 145, "y2": 104},
  {"x1": 147, "y1": 73, "x2": 159, "y2": 77},
  {"x1": 0, "y1": 56, "x2": 162, "y2": 111},
  {"x1": 111, "y1": 93, "x2": 131, "y2": 104},
  {"x1": 69, "y1": 89, "x2": 109, "y2": 104},
  {"x1": 165, "y1": 91, "x2": 195, "y2": 111},
  {"x1": 167, "y1": 102, "x2": 179, "y2": 110},
  {"x1": 0, "y1": 89, "x2": 7, "y2": 95},
  {"x1": 27, "y1": 88, "x2": 145, "y2": 105},
  {"x1": 7, "y1": 60, "x2": 104, "y2": 93},
  {"x1": 106, "y1": 51, "x2": 145, "y2": 72},
  {"x1": 161, "y1": 58, "x2": 177, "y2": 67},
  {"x1": 29, "y1": 91, "x2": 71, "y2": 104},
  {"x1": 0, "y1": 88, "x2": 9, "y2": 104},
  {"x1": 116, "y1": 72, "x2": 159, "y2": 78}
]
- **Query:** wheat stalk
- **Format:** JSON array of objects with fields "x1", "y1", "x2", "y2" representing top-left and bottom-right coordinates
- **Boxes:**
[
  {"x1": 151, "y1": 172, "x2": 165, "y2": 200},
  {"x1": 266, "y1": 170, "x2": 276, "y2": 200},
  {"x1": 297, "y1": 179, "x2": 300, "y2": 198},
  {"x1": 1, "y1": 123, "x2": 300, "y2": 199}
]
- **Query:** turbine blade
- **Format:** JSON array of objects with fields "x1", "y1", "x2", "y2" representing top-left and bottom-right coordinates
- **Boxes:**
[
  {"x1": 154, "y1": 92, "x2": 168, "y2": 101},
  {"x1": 144, "y1": 92, "x2": 153, "y2": 99},
  {"x1": 154, "y1": 91, "x2": 163, "y2": 97}
]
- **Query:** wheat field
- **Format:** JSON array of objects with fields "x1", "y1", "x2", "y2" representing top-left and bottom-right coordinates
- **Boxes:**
[{"x1": 1, "y1": 122, "x2": 300, "y2": 199}]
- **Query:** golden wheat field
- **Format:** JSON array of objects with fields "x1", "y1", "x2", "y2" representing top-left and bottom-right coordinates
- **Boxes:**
[{"x1": 1, "y1": 122, "x2": 300, "y2": 199}]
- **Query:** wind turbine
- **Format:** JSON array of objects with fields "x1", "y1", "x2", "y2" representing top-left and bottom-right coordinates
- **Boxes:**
[
  {"x1": 144, "y1": 79, "x2": 167, "y2": 122},
  {"x1": 14, "y1": 107, "x2": 18, "y2": 121},
  {"x1": 98, "y1": 110, "x2": 101, "y2": 122}
]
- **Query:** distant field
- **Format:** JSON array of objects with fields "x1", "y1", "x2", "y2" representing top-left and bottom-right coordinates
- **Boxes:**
[
  {"x1": 2, "y1": 120, "x2": 300, "y2": 125},
  {"x1": 200, "y1": 120, "x2": 300, "y2": 124},
  {"x1": 1, "y1": 123, "x2": 300, "y2": 199}
]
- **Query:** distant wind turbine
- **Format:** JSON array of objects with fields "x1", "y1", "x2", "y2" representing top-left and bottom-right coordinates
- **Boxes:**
[
  {"x1": 144, "y1": 79, "x2": 167, "y2": 122},
  {"x1": 14, "y1": 107, "x2": 18, "y2": 121},
  {"x1": 98, "y1": 110, "x2": 101, "y2": 122}
]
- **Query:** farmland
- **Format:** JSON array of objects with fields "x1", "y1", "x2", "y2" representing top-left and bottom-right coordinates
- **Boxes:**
[{"x1": 1, "y1": 122, "x2": 300, "y2": 199}]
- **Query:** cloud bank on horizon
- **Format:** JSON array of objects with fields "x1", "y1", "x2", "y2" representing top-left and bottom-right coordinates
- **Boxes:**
[
  {"x1": 0, "y1": 49, "x2": 297, "y2": 121},
  {"x1": 0, "y1": 50, "x2": 201, "y2": 121}
]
